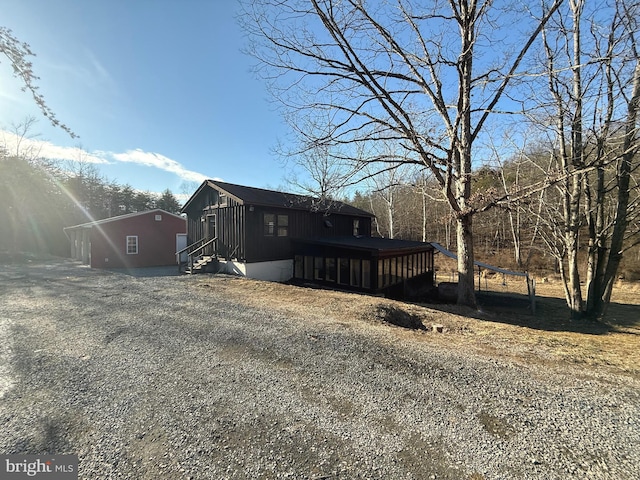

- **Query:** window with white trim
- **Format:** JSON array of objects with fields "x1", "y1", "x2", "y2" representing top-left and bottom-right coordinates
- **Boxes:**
[{"x1": 126, "y1": 236, "x2": 138, "y2": 255}]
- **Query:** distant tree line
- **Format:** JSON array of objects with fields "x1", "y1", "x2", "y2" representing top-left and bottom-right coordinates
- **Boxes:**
[
  {"x1": 346, "y1": 139, "x2": 640, "y2": 302},
  {"x1": 0, "y1": 151, "x2": 182, "y2": 258}
]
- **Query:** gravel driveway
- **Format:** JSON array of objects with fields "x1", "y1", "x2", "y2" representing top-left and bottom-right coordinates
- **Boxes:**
[{"x1": 0, "y1": 260, "x2": 638, "y2": 479}]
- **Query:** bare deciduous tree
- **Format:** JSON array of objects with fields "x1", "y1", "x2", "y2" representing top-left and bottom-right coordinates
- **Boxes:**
[
  {"x1": 535, "y1": 0, "x2": 640, "y2": 318},
  {"x1": 242, "y1": 0, "x2": 562, "y2": 307},
  {"x1": 364, "y1": 164, "x2": 415, "y2": 239}
]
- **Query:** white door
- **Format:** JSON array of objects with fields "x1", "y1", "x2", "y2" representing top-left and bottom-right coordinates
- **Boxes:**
[{"x1": 176, "y1": 234, "x2": 188, "y2": 263}]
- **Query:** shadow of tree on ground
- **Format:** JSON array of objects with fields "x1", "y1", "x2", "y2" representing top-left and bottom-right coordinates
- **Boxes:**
[{"x1": 471, "y1": 291, "x2": 640, "y2": 335}]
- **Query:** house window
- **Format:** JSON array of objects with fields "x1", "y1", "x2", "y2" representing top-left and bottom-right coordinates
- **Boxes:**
[
  {"x1": 353, "y1": 219, "x2": 360, "y2": 236},
  {"x1": 390, "y1": 258, "x2": 397, "y2": 284},
  {"x1": 277, "y1": 215, "x2": 289, "y2": 237},
  {"x1": 350, "y1": 259, "x2": 361, "y2": 287},
  {"x1": 264, "y1": 214, "x2": 275, "y2": 235},
  {"x1": 326, "y1": 258, "x2": 336, "y2": 282},
  {"x1": 207, "y1": 214, "x2": 216, "y2": 239},
  {"x1": 126, "y1": 236, "x2": 138, "y2": 255},
  {"x1": 264, "y1": 214, "x2": 289, "y2": 236},
  {"x1": 383, "y1": 258, "x2": 391, "y2": 287},
  {"x1": 362, "y1": 260, "x2": 371, "y2": 289},
  {"x1": 304, "y1": 256, "x2": 314, "y2": 280},
  {"x1": 338, "y1": 258, "x2": 349, "y2": 285},
  {"x1": 295, "y1": 255, "x2": 303, "y2": 278},
  {"x1": 314, "y1": 257, "x2": 324, "y2": 280}
]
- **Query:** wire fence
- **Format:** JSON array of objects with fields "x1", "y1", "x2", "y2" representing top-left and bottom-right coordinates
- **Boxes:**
[{"x1": 432, "y1": 244, "x2": 536, "y2": 313}]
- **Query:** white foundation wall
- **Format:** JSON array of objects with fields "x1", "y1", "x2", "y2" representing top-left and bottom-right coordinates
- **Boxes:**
[{"x1": 218, "y1": 259, "x2": 293, "y2": 282}]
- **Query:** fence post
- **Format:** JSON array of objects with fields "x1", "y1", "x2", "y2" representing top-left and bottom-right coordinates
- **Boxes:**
[{"x1": 526, "y1": 273, "x2": 536, "y2": 314}]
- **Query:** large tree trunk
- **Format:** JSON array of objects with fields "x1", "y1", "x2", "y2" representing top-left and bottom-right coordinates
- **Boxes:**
[
  {"x1": 567, "y1": 0, "x2": 585, "y2": 318},
  {"x1": 455, "y1": 2, "x2": 476, "y2": 308},
  {"x1": 585, "y1": 146, "x2": 608, "y2": 315},
  {"x1": 456, "y1": 212, "x2": 476, "y2": 307},
  {"x1": 565, "y1": 231, "x2": 583, "y2": 317},
  {"x1": 593, "y1": 60, "x2": 640, "y2": 317},
  {"x1": 386, "y1": 191, "x2": 394, "y2": 239}
]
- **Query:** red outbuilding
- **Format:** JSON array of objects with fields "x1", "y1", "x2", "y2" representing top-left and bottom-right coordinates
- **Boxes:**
[{"x1": 64, "y1": 209, "x2": 187, "y2": 269}]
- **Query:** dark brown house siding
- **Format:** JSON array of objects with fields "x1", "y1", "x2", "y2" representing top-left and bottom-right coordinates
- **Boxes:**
[
  {"x1": 216, "y1": 204, "x2": 245, "y2": 260},
  {"x1": 244, "y1": 206, "x2": 372, "y2": 263},
  {"x1": 181, "y1": 180, "x2": 374, "y2": 265}
]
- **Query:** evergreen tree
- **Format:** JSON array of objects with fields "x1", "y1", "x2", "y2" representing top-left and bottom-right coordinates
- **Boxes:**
[{"x1": 156, "y1": 188, "x2": 182, "y2": 213}]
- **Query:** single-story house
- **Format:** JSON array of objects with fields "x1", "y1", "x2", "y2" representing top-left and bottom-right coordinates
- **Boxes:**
[
  {"x1": 181, "y1": 180, "x2": 435, "y2": 297},
  {"x1": 64, "y1": 209, "x2": 187, "y2": 269}
]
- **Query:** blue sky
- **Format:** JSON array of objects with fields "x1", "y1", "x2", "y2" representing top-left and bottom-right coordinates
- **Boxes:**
[{"x1": 0, "y1": 0, "x2": 289, "y2": 198}]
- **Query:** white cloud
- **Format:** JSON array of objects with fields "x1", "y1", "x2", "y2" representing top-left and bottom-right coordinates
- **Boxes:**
[
  {"x1": 0, "y1": 131, "x2": 108, "y2": 164},
  {"x1": 0, "y1": 130, "x2": 209, "y2": 185},
  {"x1": 111, "y1": 149, "x2": 208, "y2": 184}
]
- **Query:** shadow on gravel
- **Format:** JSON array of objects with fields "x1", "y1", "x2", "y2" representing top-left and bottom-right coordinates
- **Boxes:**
[{"x1": 105, "y1": 266, "x2": 182, "y2": 277}]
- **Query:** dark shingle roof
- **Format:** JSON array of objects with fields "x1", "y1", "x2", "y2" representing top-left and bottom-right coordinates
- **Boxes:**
[{"x1": 183, "y1": 180, "x2": 373, "y2": 217}]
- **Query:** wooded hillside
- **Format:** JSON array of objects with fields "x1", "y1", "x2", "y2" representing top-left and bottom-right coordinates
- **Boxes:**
[{"x1": 349, "y1": 155, "x2": 640, "y2": 283}]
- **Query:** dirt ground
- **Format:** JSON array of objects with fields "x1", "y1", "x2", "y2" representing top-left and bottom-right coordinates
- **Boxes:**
[{"x1": 209, "y1": 274, "x2": 640, "y2": 378}]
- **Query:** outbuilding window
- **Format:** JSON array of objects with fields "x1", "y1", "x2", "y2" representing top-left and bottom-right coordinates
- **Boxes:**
[{"x1": 126, "y1": 236, "x2": 138, "y2": 255}]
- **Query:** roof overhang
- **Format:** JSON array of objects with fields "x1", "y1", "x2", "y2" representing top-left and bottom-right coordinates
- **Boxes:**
[
  {"x1": 292, "y1": 236, "x2": 434, "y2": 257},
  {"x1": 64, "y1": 209, "x2": 185, "y2": 232}
]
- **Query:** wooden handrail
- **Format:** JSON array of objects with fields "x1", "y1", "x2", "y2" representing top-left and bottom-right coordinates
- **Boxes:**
[
  {"x1": 187, "y1": 237, "x2": 217, "y2": 258},
  {"x1": 186, "y1": 237, "x2": 218, "y2": 273},
  {"x1": 176, "y1": 238, "x2": 204, "y2": 256},
  {"x1": 177, "y1": 237, "x2": 218, "y2": 273},
  {"x1": 177, "y1": 238, "x2": 205, "y2": 272}
]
